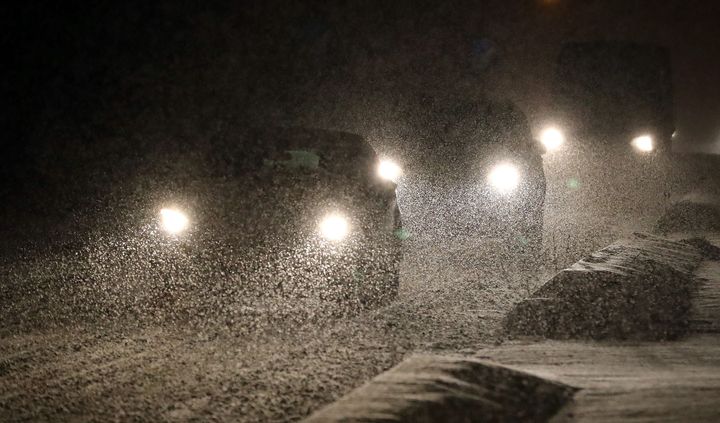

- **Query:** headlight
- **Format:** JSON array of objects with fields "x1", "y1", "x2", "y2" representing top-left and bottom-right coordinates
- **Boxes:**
[
  {"x1": 488, "y1": 163, "x2": 521, "y2": 194},
  {"x1": 631, "y1": 135, "x2": 654, "y2": 152},
  {"x1": 319, "y1": 213, "x2": 350, "y2": 241},
  {"x1": 539, "y1": 126, "x2": 565, "y2": 152},
  {"x1": 377, "y1": 159, "x2": 402, "y2": 182},
  {"x1": 159, "y1": 208, "x2": 189, "y2": 234}
]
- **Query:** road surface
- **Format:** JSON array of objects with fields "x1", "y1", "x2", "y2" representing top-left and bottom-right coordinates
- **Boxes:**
[{"x1": 0, "y1": 152, "x2": 711, "y2": 422}]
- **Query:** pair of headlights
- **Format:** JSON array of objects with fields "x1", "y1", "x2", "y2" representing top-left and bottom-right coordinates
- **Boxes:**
[
  {"x1": 540, "y1": 126, "x2": 656, "y2": 153},
  {"x1": 378, "y1": 158, "x2": 520, "y2": 193},
  {"x1": 159, "y1": 207, "x2": 350, "y2": 241},
  {"x1": 155, "y1": 159, "x2": 399, "y2": 240},
  {"x1": 159, "y1": 205, "x2": 351, "y2": 242}
]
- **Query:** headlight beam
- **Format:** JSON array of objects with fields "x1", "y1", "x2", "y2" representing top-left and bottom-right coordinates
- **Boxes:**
[
  {"x1": 377, "y1": 159, "x2": 402, "y2": 182},
  {"x1": 631, "y1": 135, "x2": 654, "y2": 152},
  {"x1": 319, "y1": 213, "x2": 350, "y2": 242},
  {"x1": 160, "y1": 208, "x2": 189, "y2": 234},
  {"x1": 488, "y1": 163, "x2": 521, "y2": 194}
]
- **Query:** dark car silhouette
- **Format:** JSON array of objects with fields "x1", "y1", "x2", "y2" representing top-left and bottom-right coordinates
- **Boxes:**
[
  {"x1": 395, "y1": 97, "x2": 546, "y2": 253},
  {"x1": 3, "y1": 127, "x2": 404, "y2": 331}
]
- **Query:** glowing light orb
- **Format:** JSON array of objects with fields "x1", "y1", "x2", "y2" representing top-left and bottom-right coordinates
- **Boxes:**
[
  {"x1": 631, "y1": 135, "x2": 654, "y2": 152},
  {"x1": 377, "y1": 159, "x2": 402, "y2": 182},
  {"x1": 488, "y1": 163, "x2": 521, "y2": 194},
  {"x1": 319, "y1": 213, "x2": 350, "y2": 241},
  {"x1": 159, "y1": 208, "x2": 189, "y2": 234},
  {"x1": 539, "y1": 127, "x2": 565, "y2": 151},
  {"x1": 566, "y1": 178, "x2": 580, "y2": 190}
]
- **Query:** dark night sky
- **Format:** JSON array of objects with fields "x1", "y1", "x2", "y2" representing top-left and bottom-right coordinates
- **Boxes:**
[{"x1": 2, "y1": 0, "x2": 720, "y2": 167}]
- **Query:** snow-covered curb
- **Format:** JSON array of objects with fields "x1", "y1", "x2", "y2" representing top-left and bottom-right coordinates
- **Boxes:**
[
  {"x1": 302, "y1": 354, "x2": 576, "y2": 422},
  {"x1": 505, "y1": 233, "x2": 709, "y2": 340}
]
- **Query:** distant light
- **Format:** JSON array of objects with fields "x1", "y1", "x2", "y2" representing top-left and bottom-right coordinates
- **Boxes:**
[
  {"x1": 160, "y1": 208, "x2": 189, "y2": 234},
  {"x1": 319, "y1": 213, "x2": 350, "y2": 241},
  {"x1": 488, "y1": 163, "x2": 521, "y2": 194},
  {"x1": 631, "y1": 135, "x2": 654, "y2": 152},
  {"x1": 378, "y1": 159, "x2": 402, "y2": 182},
  {"x1": 539, "y1": 127, "x2": 565, "y2": 152}
]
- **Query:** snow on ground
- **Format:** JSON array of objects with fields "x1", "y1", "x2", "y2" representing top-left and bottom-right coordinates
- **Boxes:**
[
  {"x1": 0, "y1": 218, "x2": 648, "y2": 422},
  {"x1": 475, "y1": 237, "x2": 720, "y2": 422},
  {"x1": 0, "y1": 155, "x2": 708, "y2": 422},
  {"x1": 0, "y1": 234, "x2": 534, "y2": 422}
]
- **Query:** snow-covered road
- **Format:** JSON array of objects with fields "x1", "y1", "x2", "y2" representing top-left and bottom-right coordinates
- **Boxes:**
[{"x1": 1, "y1": 153, "x2": 714, "y2": 422}]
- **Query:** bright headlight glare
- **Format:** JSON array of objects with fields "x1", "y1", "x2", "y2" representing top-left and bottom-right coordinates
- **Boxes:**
[
  {"x1": 540, "y1": 127, "x2": 565, "y2": 151},
  {"x1": 631, "y1": 135, "x2": 654, "y2": 152},
  {"x1": 159, "y1": 208, "x2": 189, "y2": 234},
  {"x1": 377, "y1": 159, "x2": 402, "y2": 182},
  {"x1": 488, "y1": 163, "x2": 521, "y2": 193},
  {"x1": 319, "y1": 213, "x2": 350, "y2": 241}
]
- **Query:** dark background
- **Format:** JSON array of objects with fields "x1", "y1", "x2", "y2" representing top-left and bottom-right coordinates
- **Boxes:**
[{"x1": 2, "y1": 0, "x2": 720, "y2": 211}]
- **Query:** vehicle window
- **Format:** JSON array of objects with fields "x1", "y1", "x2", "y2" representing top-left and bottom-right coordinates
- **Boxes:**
[{"x1": 263, "y1": 150, "x2": 321, "y2": 170}]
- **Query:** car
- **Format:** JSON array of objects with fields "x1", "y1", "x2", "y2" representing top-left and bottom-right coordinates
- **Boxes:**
[
  {"x1": 5, "y1": 127, "x2": 404, "y2": 330},
  {"x1": 553, "y1": 41, "x2": 674, "y2": 154},
  {"x1": 392, "y1": 96, "x2": 546, "y2": 255},
  {"x1": 536, "y1": 42, "x2": 676, "y2": 212}
]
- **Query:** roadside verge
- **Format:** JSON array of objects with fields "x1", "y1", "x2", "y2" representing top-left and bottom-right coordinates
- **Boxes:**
[
  {"x1": 505, "y1": 232, "x2": 709, "y2": 340},
  {"x1": 303, "y1": 354, "x2": 576, "y2": 422}
]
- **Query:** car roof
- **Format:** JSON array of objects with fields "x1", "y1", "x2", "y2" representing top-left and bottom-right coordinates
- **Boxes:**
[
  {"x1": 397, "y1": 96, "x2": 534, "y2": 151},
  {"x1": 208, "y1": 126, "x2": 379, "y2": 177},
  {"x1": 251, "y1": 126, "x2": 376, "y2": 158}
]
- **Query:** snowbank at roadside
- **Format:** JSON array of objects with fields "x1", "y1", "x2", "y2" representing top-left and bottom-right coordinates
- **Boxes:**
[
  {"x1": 505, "y1": 233, "x2": 711, "y2": 340},
  {"x1": 303, "y1": 354, "x2": 576, "y2": 422}
]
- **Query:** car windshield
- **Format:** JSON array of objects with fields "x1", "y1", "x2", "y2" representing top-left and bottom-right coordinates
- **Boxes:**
[{"x1": 206, "y1": 127, "x2": 376, "y2": 178}]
